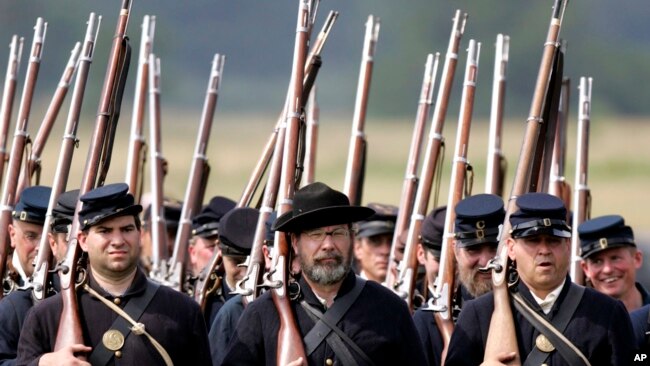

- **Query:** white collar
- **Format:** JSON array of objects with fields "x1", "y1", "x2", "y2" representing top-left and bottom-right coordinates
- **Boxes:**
[
  {"x1": 11, "y1": 254, "x2": 29, "y2": 283},
  {"x1": 530, "y1": 278, "x2": 566, "y2": 314}
]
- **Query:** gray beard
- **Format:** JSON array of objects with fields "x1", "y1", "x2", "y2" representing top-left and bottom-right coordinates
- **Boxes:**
[
  {"x1": 458, "y1": 267, "x2": 492, "y2": 298},
  {"x1": 301, "y1": 253, "x2": 350, "y2": 286}
]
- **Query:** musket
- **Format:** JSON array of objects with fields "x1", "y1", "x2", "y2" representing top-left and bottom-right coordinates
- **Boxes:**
[
  {"x1": 385, "y1": 10, "x2": 467, "y2": 291},
  {"x1": 125, "y1": 15, "x2": 155, "y2": 202},
  {"x1": 32, "y1": 13, "x2": 101, "y2": 303},
  {"x1": 342, "y1": 15, "x2": 380, "y2": 206},
  {"x1": 433, "y1": 39, "x2": 480, "y2": 363},
  {"x1": 485, "y1": 34, "x2": 509, "y2": 198},
  {"x1": 146, "y1": 54, "x2": 171, "y2": 284},
  {"x1": 266, "y1": 1, "x2": 313, "y2": 364},
  {"x1": 17, "y1": 42, "x2": 81, "y2": 193},
  {"x1": 548, "y1": 77, "x2": 571, "y2": 209},
  {"x1": 385, "y1": 53, "x2": 439, "y2": 288},
  {"x1": 303, "y1": 87, "x2": 319, "y2": 185},
  {"x1": 238, "y1": 10, "x2": 337, "y2": 207},
  {"x1": 0, "y1": 36, "x2": 24, "y2": 188},
  {"x1": 483, "y1": 1, "x2": 567, "y2": 364},
  {"x1": 0, "y1": 18, "x2": 47, "y2": 298},
  {"x1": 55, "y1": 0, "x2": 132, "y2": 353},
  {"x1": 195, "y1": 251, "x2": 223, "y2": 312},
  {"x1": 170, "y1": 54, "x2": 225, "y2": 294},
  {"x1": 570, "y1": 77, "x2": 592, "y2": 285}
]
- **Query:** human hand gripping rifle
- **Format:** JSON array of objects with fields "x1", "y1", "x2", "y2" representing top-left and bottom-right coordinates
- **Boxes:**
[
  {"x1": 385, "y1": 9, "x2": 467, "y2": 296},
  {"x1": 383, "y1": 53, "x2": 439, "y2": 290},
  {"x1": 482, "y1": 1, "x2": 567, "y2": 364},
  {"x1": 570, "y1": 77, "x2": 592, "y2": 285},
  {"x1": 174, "y1": 54, "x2": 225, "y2": 298},
  {"x1": 0, "y1": 36, "x2": 24, "y2": 188},
  {"x1": 342, "y1": 15, "x2": 379, "y2": 207},
  {"x1": 16, "y1": 42, "x2": 81, "y2": 195},
  {"x1": 55, "y1": 0, "x2": 132, "y2": 354},
  {"x1": 32, "y1": 13, "x2": 101, "y2": 303},
  {"x1": 430, "y1": 40, "x2": 480, "y2": 363},
  {"x1": 485, "y1": 34, "x2": 509, "y2": 198},
  {"x1": 0, "y1": 18, "x2": 46, "y2": 297},
  {"x1": 125, "y1": 15, "x2": 155, "y2": 202},
  {"x1": 238, "y1": 9, "x2": 337, "y2": 207}
]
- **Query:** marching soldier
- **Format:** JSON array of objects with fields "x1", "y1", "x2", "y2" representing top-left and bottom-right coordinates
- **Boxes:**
[
  {"x1": 579, "y1": 214, "x2": 650, "y2": 312},
  {"x1": 47, "y1": 189, "x2": 80, "y2": 263},
  {"x1": 445, "y1": 192, "x2": 634, "y2": 366},
  {"x1": 222, "y1": 182, "x2": 427, "y2": 366},
  {"x1": 16, "y1": 183, "x2": 211, "y2": 365},
  {"x1": 413, "y1": 194, "x2": 504, "y2": 365},
  {"x1": 0, "y1": 186, "x2": 51, "y2": 365},
  {"x1": 139, "y1": 198, "x2": 183, "y2": 274},
  {"x1": 353, "y1": 203, "x2": 398, "y2": 283},
  {"x1": 415, "y1": 206, "x2": 445, "y2": 300}
]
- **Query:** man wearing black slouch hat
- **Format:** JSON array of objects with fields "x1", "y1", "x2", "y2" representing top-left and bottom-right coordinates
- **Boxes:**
[{"x1": 222, "y1": 182, "x2": 426, "y2": 366}]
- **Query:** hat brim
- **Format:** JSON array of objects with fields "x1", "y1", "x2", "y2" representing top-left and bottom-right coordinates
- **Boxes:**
[
  {"x1": 511, "y1": 226, "x2": 571, "y2": 239},
  {"x1": 273, "y1": 206, "x2": 374, "y2": 232},
  {"x1": 81, "y1": 205, "x2": 143, "y2": 230},
  {"x1": 581, "y1": 242, "x2": 635, "y2": 259},
  {"x1": 357, "y1": 226, "x2": 395, "y2": 238}
]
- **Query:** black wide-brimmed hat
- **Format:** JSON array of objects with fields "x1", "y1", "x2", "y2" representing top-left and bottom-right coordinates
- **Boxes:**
[
  {"x1": 219, "y1": 207, "x2": 259, "y2": 256},
  {"x1": 78, "y1": 183, "x2": 142, "y2": 230},
  {"x1": 578, "y1": 215, "x2": 635, "y2": 259},
  {"x1": 356, "y1": 202, "x2": 398, "y2": 238},
  {"x1": 12, "y1": 186, "x2": 52, "y2": 225},
  {"x1": 272, "y1": 182, "x2": 374, "y2": 233},
  {"x1": 454, "y1": 194, "x2": 505, "y2": 248},
  {"x1": 509, "y1": 192, "x2": 571, "y2": 239},
  {"x1": 420, "y1": 206, "x2": 446, "y2": 257},
  {"x1": 51, "y1": 189, "x2": 79, "y2": 233}
]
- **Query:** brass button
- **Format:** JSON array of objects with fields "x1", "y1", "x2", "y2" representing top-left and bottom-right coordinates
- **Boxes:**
[
  {"x1": 115, "y1": 350, "x2": 122, "y2": 358},
  {"x1": 325, "y1": 358, "x2": 333, "y2": 366},
  {"x1": 113, "y1": 297, "x2": 121, "y2": 305}
]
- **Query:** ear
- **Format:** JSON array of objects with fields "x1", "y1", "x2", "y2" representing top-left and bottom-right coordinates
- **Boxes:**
[
  {"x1": 506, "y1": 237, "x2": 516, "y2": 261},
  {"x1": 8, "y1": 224, "x2": 16, "y2": 249},
  {"x1": 290, "y1": 233, "x2": 299, "y2": 255},
  {"x1": 416, "y1": 243, "x2": 426, "y2": 265},
  {"x1": 581, "y1": 260, "x2": 591, "y2": 278},
  {"x1": 78, "y1": 230, "x2": 89, "y2": 252},
  {"x1": 47, "y1": 232, "x2": 57, "y2": 253},
  {"x1": 634, "y1": 249, "x2": 643, "y2": 269}
]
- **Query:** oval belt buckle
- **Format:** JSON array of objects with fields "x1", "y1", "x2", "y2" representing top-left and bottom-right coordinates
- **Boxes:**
[
  {"x1": 102, "y1": 329, "x2": 125, "y2": 351},
  {"x1": 535, "y1": 334, "x2": 555, "y2": 353}
]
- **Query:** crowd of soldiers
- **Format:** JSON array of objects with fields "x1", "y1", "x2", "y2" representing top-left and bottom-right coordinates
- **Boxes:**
[{"x1": 0, "y1": 179, "x2": 648, "y2": 365}]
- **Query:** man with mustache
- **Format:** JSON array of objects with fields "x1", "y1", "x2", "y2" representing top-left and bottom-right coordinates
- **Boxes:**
[
  {"x1": 579, "y1": 214, "x2": 649, "y2": 312},
  {"x1": 413, "y1": 194, "x2": 504, "y2": 365},
  {"x1": 353, "y1": 203, "x2": 398, "y2": 283},
  {"x1": 222, "y1": 182, "x2": 426, "y2": 366},
  {"x1": 446, "y1": 192, "x2": 634, "y2": 366}
]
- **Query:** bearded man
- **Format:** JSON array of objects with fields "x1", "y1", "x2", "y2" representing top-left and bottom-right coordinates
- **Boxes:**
[{"x1": 221, "y1": 182, "x2": 426, "y2": 366}]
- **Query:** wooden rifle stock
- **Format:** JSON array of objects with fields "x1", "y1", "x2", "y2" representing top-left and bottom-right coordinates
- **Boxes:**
[
  {"x1": 385, "y1": 53, "x2": 439, "y2": 289},
  {"x1": 0, "y1": 19, "x2": 47, "y2": 298},
  {"x1": 146, "y1": 54, "x2": 171, "y2": 283},
  {"x1": 548, "y1": 77, "x2": 571, "y2": 208},
  {"x1": 125, "y1": 15, "x2": 155, "y2": 202},
  {"x1": 343, "y1": 15, "x2": 379, "y2": 206},
  {"x1": 485, "y1": 34, "x2": 509, "y2": 198},
  {"x1": 174, "y1": 54, "x2": 225, "y2": 295},
  {"x1": 484, "y1": 1, "x2": 567, "y2": 364},
  {"x1": 268, "y1": 1, "x2": 313, "y2": 364},
  {"x1": 0, "y1": 36, "x2": 24, "y2": 189},
  {"x1": 32, "y1": 13, "x2": 101, "y2": 303},
  {"x1": 386, "y1": 10, "x2": 466, "y2": 294},
  {"x1": 434, "y1": 39, "x2": 480, "y2": 363},
  {"x1": 55, "y1": 0, "x2": 132, "y2": 353},
  {"x1": 570, "y1": 77, "x2": 592, "y2": 285},
  {"x1": 195, "y1": 251, "x2": 223, "y2": 311},
  {"x1": 239, "y1": 10, "x2": 337, "y2": 207},
  {"x1": 17, "y1": 42, "x2": 80, "y2": 193}
]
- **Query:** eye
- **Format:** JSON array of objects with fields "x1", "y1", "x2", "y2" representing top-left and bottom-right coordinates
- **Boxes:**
[
  {"x1": 332, "y1": 228, "x2": 349, "y2": 239},
  {"x1": 306, "y1": 230, "x2": 326, "y2": 241}
]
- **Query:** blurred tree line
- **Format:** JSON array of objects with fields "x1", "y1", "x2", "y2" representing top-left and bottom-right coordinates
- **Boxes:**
[{"x1": 0, "y1": 0, "x2": 649, "y2": 122}]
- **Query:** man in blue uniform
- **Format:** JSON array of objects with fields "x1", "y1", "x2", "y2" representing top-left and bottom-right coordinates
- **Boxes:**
[
  {"x1": 0, "y1": 186, "x2": 51, "y2": 366},
  {"x1": 222, "y1": 182, "x2": 427, "y2": 366},
  {"x1": 353, "y1": 202, "x2": 398, "y2": 283},
  {"x1": 445, "y1": 192, "x2": 635, "y2": 366},
  {"x1": 579, "y1": 214, "x2": 650, "y2": 312},
  {"x1": 17, "y1": 183, "x2": 211, "y2": 366},
  {"x1": 413, "y1": 194, "x2": 504, "y2": 365}
]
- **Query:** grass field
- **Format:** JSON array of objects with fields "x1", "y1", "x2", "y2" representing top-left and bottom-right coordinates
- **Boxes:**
[{"x1": 28, "y1": 111, "x2": 650, "y2": 235}]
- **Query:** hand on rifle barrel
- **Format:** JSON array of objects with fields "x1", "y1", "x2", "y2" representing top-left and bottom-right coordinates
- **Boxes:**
[{"x1": 38, "y1": 344, "x2": 92, "y2": 366}]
